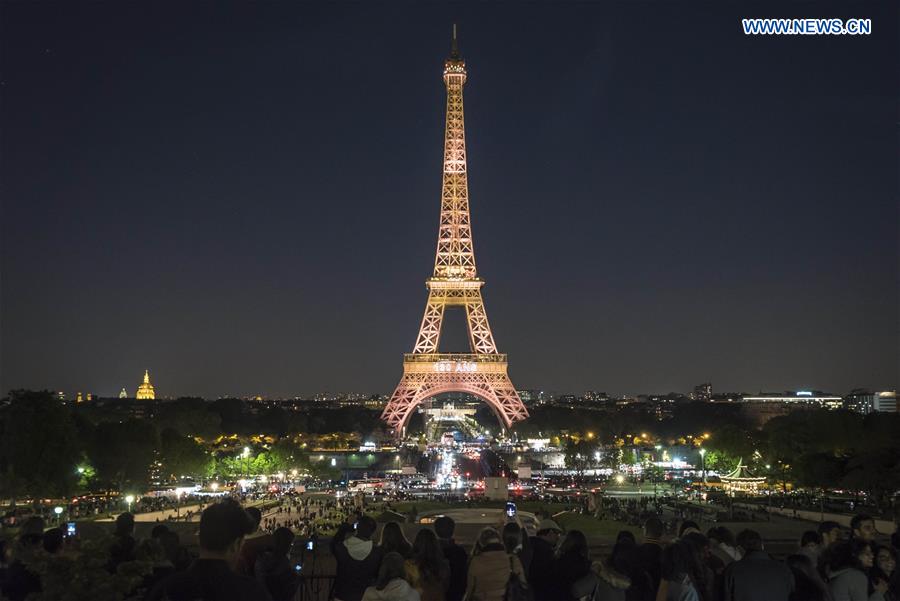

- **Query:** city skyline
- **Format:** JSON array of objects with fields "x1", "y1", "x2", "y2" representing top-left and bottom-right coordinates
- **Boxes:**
[{"x1": 2, "y1": 3, "x2": 897, "y2": 398}]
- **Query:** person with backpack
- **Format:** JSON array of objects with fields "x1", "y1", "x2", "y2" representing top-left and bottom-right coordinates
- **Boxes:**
[{"x1": 465, "y1": 527, "x2": 527, "y2": 601}]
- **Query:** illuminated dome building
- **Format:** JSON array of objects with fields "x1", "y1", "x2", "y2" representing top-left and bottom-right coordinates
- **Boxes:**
[{"x1": 135, "y1": 370, "x2": 156, "y2": 400}]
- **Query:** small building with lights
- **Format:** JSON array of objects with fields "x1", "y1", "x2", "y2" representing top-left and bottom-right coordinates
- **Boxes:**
[{"x1": 721, "y1": 459, "x2": 765, "y2": 495}]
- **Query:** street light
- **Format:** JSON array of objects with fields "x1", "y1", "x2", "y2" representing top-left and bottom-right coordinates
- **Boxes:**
[
  {"x1": 243, "y1": 446, "x2": 250, "y2": 480},
  {"x1": 53, "y1": 506, "x2": 63, "y2": 525},
  {"x1": 699, "y1": 448, "x2": 707, "y2": 486},
  {"x1": 125, "y1": 495, "x2": 134, "y2": 512}
]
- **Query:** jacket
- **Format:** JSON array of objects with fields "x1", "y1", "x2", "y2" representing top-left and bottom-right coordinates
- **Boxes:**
[
  {"x1": 362, "y1": 578, "x2": 422, "y2": 601},
  {"x1": 829, "y1": 568, "x2": 884, "y2": 601},
  {"x1": 332, "y1": 524, "x2": 384, "y2": 601},
  {"x1": 466, "y1": 547, "x2": 525, "y2": 601},
  {"x1": 722, "y1": 550, "x2": 794, "y2": 601}
]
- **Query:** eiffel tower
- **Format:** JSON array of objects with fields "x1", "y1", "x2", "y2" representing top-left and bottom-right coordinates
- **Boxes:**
[{"x1": 381, "y1": 26, "x2": 529, "y2": 437}]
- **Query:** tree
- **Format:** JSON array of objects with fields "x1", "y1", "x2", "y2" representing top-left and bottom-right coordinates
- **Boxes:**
[
  {"x1": 87, "y1": 419, "x2": 159, "y2": 492},
  {"x1": 0, "y1": 390, "x2": 81, "y2": 503},
  {"x1": 159, "y1": 428, "x2": 213, "y2": 481}
]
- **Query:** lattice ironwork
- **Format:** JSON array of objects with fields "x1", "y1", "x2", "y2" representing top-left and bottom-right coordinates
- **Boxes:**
[{"x1": 382, "y1": 27, "x2": 528, "y2": 437}]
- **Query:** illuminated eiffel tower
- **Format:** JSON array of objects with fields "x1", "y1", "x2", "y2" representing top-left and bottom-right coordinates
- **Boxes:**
[{"x1": 381, "y1": 26, "x2": 528, "y2": 437}]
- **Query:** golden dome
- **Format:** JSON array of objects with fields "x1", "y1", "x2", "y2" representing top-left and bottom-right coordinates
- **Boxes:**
[{"x1": 136, "y1": 369, "x2": 156, "y2": 400}]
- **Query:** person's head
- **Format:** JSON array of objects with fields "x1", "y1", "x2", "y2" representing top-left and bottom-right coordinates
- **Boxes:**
[
  {"x1": 644, "y1": 517, "x2": 664, "y2": 540},
  {"x1": 375, "y1": 552, "x2": 408, "y2": 590},
  {"x1": 272, "y1": 527, "x2": 294, "y2": 557},
  {"x1": 682, "y1": 532, "x2": 711, "y2": 560},
  {"x1": 736, "y1": 529, "x2": 764, "y2": 554},
  {"x1": 801, "y1": 530, "x2": 822, "y2": 549},
  {"x1": 411, "y1": 528, "x2": 445, "y2": 579},
  {"x1": 828, "y1": 539, "x2": 875, "y2": 572},
  {"x1": 18, "y1": 516, "x2": 45, "y2": 547},
  {"x1": 355, "y1": 515, "x2": 377, "y2": 541},
  {"x1": 616, "y1": 530, "x2": 636, "y2": 546},
  {"x1": 786, "y1": 554, "x2": 828, "y2": 596},
  {"x1": 114, "y1": 512, "x2": 135, "y2": 537},
  {"x1": 434, "y1": 516, "x2": 455, "y2": 540},
  {"x1": 42, "y1": 528, "x2": 64, "y2": 554},
  {"x1": 818, "y1": 521, "x2": 843, "y2": 546},
  {"x1": 875, "y1": 544, "x2": 896, "y2": 576},
  {"x1": 850, "y1": 514, "x2": 876, "y2": 542},
  {"x1": 245, "y1": 507, "x2": 263, "y2": 532},
  {"x1": 715, "y1": 526, "x2": 736, "y2": 547},
  {"x1": 380, "y1": 522, "x2": 410, "y2": 551},
  {"x1": 475, "y1": 527, "x2": 503, "y2": 554},
  {"x1": 502, "y1": 522, "x2": 522, "y2": 553},
  {"x1": 198, "y1": 499, "x2": 254, "y2": 566},
  {"x1": 661, "y1": 540, "x2": 699, "y2": 581},
  {"x1": 151, "y1": 524, "x2": 170, "y2": 539},
  {"x1": 537, "y1": 519, "x2": 563, "y2": 546},
  {"x1": 558, "y1": 530, "x2": 590, "y2": 562},
  {"x1": 679, "y1": 520, "x2": 700, "y2": 537},
  {"x1": 159, "y1": 530, "x2": 182, "y2": 564}
]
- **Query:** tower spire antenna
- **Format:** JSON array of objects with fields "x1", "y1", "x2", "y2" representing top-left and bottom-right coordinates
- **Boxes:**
[{"x1": 450, "y1": 23, "x2": 459, "y2": 59}]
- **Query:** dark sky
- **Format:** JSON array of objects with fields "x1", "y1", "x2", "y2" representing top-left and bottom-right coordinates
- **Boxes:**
[{"x1": 2, "y1": 2, "x2": 897, "y2": 399}]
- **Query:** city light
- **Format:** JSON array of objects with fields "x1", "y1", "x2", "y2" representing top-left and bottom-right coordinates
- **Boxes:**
[
  {"x1": 242, "y1": 446, "x2": 250, "y2": 457},
  {"x1": 53, "y1": 506, "x2": 63, "y2": 516},
  {"x1": 211, "y1": 482, "x2": 219, "y2": 491}
]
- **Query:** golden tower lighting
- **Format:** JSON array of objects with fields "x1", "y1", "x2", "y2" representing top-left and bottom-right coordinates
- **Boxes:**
[
  {"x1": 135, "y1": 369, "x2": 156, "y2": 400},
  {"x1": 381, "y1": 26, "x2": 528, "y2": 437}
]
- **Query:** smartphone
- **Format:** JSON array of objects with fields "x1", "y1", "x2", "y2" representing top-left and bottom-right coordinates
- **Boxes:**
[
  {"x1": 66, "y1": 522, "x2": 76, "y2": 537},
  {"x1": 353, "y1": 522, "x2": 358, "y2": 530},
  {"x1": 505, "y1": 502, "x2": 517, "y2": 519},
  {"x1": 294, "y1": 563, "x2": 302, "y2": 573},
  {"x1": 306, "y1": 540, "x2": 314, "y2": 551}
]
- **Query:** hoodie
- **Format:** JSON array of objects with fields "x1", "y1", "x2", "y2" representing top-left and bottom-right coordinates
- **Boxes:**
[
  {"x1": 362, "y1": 578, "x2": 422, "y2": 601},
  {"x1": 331, "y1": 524, "x2": 384, "y2": 601}
]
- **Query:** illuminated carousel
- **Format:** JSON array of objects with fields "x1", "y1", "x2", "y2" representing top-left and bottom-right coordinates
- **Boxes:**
[{"x1": 721, "y1": 459, "x2": 765, "y2": 495}]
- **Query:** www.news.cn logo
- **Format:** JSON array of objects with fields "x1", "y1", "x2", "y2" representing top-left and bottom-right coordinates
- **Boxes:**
[{"x1": 742, "y1": 18, "x2": 871, "y2": 35}]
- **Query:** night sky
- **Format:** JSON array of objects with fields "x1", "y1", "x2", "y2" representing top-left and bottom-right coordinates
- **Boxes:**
[{"x1": 2, "y1": 2, "x2": 897, "y2": 399}]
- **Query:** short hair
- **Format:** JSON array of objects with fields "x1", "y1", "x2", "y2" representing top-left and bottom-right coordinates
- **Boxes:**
[
  {"x1": 819, "y1": 521, "x2": 841, "y2": 536},
  {"x1": 42, "y1": 528, "x2": 64, "y2": 553},
  {"x1": 115, "y1": 512, "x2": 135, "y2": 536},
  {"x1": 356, "y1": 515, "x2": 377, "y2": 540},
  {"x1": 801, "y1": 530, "x2": 821, "y2": 547},
  {"x1": 151, "y1": 524, "x2": 170, "y2": 539},
  {"x1": 679, "y1": 520, "x2": 700, "y2": 537},
  {"x1": 434, "y1": 516, "x2": 455, "y2": 539},
  {"x1": 198, "y1": 499, "x2": 254, "y2": 552},
  {"x1": 616, "y1": 530, "x2": 636, "y2": 545},
  {"x1": 644, "y1": 517, "x2": 664, "y2": 539},
  {"x1": 246, "y1": 506, "x2": 263, "y2": 527},
  {"x1": 850, "y1": 514, "x2": 873, "y2": 532},
  {"x1": 713, "y1": 526, "x2": 736, "y2": 547},
  {"x1": 736, "y1": 529, "x2": 763, "y2": 552}
]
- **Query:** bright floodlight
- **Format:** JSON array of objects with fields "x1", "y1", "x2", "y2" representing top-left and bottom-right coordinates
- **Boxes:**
[
  {"x1": 53, "y1": 506, "x2": 63, "y2": 515},
  {"x1": 699, "y1": 448, "x2": 707, "y2": 456},
  {"x1": 125, "y1": 495, "x2": 134, "y2": 504},
  {"x1": 211, "y1": 482, "x2": 219, "y2": 490},
  {"x1": 243, "y1": 446, "x2": 250, "y2": 457}
]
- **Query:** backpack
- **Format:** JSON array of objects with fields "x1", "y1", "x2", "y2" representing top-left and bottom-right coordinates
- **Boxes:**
[{"x1": 504, "y1": 555, "x2": 531, "y2": 601}]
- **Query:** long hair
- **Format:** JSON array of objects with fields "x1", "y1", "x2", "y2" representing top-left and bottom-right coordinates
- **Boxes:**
[
  {"x1": 828, "y1": 540, "x2": 873, "y2": 573},
  {"x1": 411, "y1": 528, "x2": 447, "y2": 583},
  {"x1": 376, "y1": 552, "x2": 408, "y2": 591},
  {"x1": 558, "y1": 530, "x2": 590, "y2": 562},
  {"x1": 502, "y1": 522, "x2": 522, "y2": 554},
  {"x1": 379, "y1": 522, "x2": 412, "y2": 557}
]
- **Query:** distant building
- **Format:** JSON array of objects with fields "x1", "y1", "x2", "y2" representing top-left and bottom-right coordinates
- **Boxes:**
[
  {"x1": 692, "y1": 383, "x2": 712, "y2": 402},
  {"x1": 76, "y1": 392, "x2": 83, "y2": 403},
  {"x1": 136, "y1": 370, "x2": 156, "y2": 400},
  {"x1": 709, "y1": 392, "x2": 744, "y2": 403},
  {"x1": 56, "y1": 391, "x2": 66, "y2": 402},
  {"x1": 740, "y1": 390, "x2": 842, "y2": 425},
  {"x1": 119, "y1": 388, "x2": 129, "y2": 398},
  {"x1": 844, "y1": 389, "x2": 898, "y2": 414}
]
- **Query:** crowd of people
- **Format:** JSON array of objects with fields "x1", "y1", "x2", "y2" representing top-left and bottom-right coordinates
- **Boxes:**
[
  {"x1": 330, "y1": 512, "x2": 900, "y2": 601},
  {"x1": 1, "y1": 495, "x2": 899, "y2": 601}
]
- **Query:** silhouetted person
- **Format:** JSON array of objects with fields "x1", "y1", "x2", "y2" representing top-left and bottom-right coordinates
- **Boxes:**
[
  {"x1": 2, "y1": 516, "x2": 45, "y2": 601},
  {"x1": 380, "y1": 521, "x2": 412, "y2": 558},
  {"x1": 528, "y1": 519, "x2": 562, "y2": 601},
  {"x1": 722, "y1": 529, "x2": 794, "y2": 601},
  {"x1": 147, "y1": 499, "x2": 271, "y2": 601},
  {"x1": 254, "y1": 527, "x2": 299, "y2": 601},
  {"x1": 434, "y1": 516, "x2": 468, "y2": 601},
  {"x1": 108, "y1": 512, "x2": 136, "y2": 572},
  {"x1": 850, "y1": 515, "x2": 877, "y2": 543},
  {"x1": 363, "y1": 551, "x2": 421, "y2": 601},
  {"x1": 332, "y1": 515, "x2": 383, "y2": 601},
  {"x1": 236, "y1": 506, "x2": 273, "y2": 577}
]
